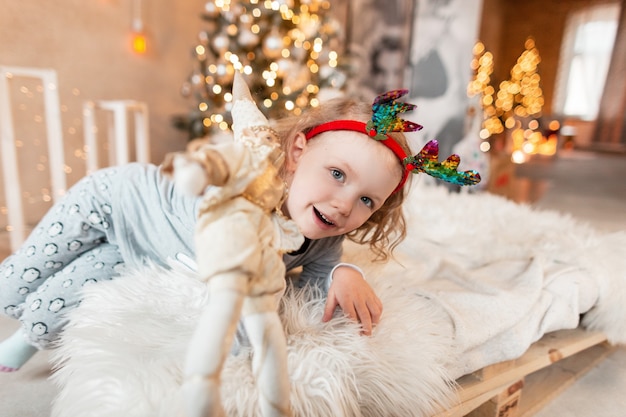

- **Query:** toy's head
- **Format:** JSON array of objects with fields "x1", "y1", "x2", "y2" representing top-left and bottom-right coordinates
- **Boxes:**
[
  {"x1": 231, "y1": 72, "x2": 285, "y2": 168},
  {"x1": 162, "y1": 72, "x2": 286, "y2": 211},
  {"x1": 230, "y1": 72, "x2": 286, "y2": 211}
]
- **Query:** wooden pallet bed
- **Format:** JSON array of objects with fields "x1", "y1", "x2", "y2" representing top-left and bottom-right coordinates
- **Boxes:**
[{"x1": 436, "y1": 328, "x2": 614, "y2": 417}]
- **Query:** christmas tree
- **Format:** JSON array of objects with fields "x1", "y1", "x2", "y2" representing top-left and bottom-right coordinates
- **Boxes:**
[{"x1": 174, "y1": 0, "x2": 348, "y2": 140}]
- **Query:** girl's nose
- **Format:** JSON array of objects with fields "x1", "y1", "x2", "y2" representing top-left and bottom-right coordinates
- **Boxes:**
[{"x1": 332, "y1": 195, "x2": 353, "y2": 216}]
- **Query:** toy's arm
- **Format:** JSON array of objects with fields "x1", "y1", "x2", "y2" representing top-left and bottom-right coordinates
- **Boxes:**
[{"x1": 162, "y1": 140, "x2": 231, "y2": 196}]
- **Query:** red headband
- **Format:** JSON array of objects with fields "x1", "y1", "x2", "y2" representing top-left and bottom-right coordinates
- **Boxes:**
[
  {"x1": 304, "y1": 120, "x2": 410, "y2": 193},
  {"x1": 303, "y1": 90, "x2": 481, "y2": 191}
]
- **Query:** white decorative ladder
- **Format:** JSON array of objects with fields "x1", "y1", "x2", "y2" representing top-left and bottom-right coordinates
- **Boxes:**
[{"x1": 0, "y1": 66, "x2": 150, "y2": 252}]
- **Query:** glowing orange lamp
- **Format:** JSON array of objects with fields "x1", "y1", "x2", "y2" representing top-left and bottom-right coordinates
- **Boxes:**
[
  {"x1": 130, "y1": 0, "x2": 147, "y2": 55},
  {"x1": 131, "y1": 31, "x2": 147, "y2": 54}
]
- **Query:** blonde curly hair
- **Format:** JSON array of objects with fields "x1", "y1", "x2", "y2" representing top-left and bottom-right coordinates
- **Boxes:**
[{"x1": 272, "y1": 96, "x2": 413, "y2": 262}]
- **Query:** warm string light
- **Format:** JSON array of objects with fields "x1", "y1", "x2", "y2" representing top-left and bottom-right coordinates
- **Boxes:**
[{"x1": 0, "y1": 78, "x2": 85, "y2": 233}]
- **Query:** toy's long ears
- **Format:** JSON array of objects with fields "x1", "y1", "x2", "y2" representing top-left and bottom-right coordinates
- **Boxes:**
[{"x1": 231, "y1": 72, "x2": 271, "y2": 140}]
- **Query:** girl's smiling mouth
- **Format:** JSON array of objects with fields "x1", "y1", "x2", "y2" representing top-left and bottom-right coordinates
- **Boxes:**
[{"x1": 313, "y1": 207, "x2": 335, "y2": 226}]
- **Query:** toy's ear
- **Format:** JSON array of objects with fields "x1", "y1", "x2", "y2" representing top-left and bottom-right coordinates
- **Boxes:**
[
  {"x1": 231, "y1": 72, "x2": 270, "y2": 140},
  {"x1": 232, "y1": 71, "x2": 254, "y2": 103}
]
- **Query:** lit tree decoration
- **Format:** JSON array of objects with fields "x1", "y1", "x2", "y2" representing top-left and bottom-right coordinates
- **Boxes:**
[
  {"x1": 175, "y1": 0, "x2": 348, "y2": 139},
  {"x1": 468, "y1": 38, "x2": 556, "y2": 162},
  {"x1": 468, "y1": 38, "x2": 544, "y2": 139},
  {"x1": 467, "y1": 41, "x2": 501, "y2": 139},
  {"x1": 497, "y1": 37, "x2": 544, "y2": 122}
]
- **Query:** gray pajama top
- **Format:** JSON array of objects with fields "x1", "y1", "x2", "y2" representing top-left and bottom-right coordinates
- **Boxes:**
[{"x1": 111, "y1": 163, "x2": 344, "y2": 288}]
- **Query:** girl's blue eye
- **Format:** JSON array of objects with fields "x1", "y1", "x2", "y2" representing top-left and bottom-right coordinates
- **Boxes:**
[
  {"x1": 361, "y1": 196, "x2": 373, "y2": 208},
  {"x1": 331, "y1": 169, "x2": 344, "y2": 181}
]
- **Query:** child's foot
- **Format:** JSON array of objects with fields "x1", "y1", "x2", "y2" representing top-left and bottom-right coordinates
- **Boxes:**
[{"x1": 0, "y1": 329, "x2": 38, "y2": 372}]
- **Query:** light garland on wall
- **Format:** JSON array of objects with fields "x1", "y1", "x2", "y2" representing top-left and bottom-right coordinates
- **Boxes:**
[{"x1": 0, "y1": 73, "x2": 88, "y2": 241}]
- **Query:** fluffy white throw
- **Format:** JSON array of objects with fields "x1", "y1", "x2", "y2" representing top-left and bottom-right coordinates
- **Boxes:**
[{"x1": 50, "y1": 183, "x2": 626, "y2": 417}]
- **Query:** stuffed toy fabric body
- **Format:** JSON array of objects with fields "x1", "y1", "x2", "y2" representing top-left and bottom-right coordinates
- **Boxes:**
[{"x1": 161, "y1": 73, "x2": 303, "y2": 417}]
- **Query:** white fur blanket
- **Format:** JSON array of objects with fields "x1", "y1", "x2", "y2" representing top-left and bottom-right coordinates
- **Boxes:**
[{"x1": 50, "y1": 184, "x2": 626, "y2": 417}]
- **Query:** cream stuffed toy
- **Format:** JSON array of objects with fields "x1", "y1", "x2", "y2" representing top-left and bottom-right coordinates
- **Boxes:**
[{"x1": 162, "y1": 72, "x2": 303, "y2": 417}]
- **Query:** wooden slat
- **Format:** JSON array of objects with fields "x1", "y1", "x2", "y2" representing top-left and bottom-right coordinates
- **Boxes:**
[
  {"x1": 432, "y1": 328, "x2": 608, "y2": 417},
  {"x1": 518, "y1": 342, "x2": 615, "y2": 416},
  {"x1": 466, "y1": 380, "x2": 524, "y2": 417},
  {"x1": 459, "y1": 328, "x2": 606, "y2": 402}
]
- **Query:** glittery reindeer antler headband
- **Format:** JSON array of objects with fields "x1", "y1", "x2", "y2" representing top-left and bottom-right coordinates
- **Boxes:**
[{"x1": 304, "y1": 89, "x2": 481, "y2": 192}]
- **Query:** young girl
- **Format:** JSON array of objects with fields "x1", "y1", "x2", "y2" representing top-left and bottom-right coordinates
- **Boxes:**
[{"x1": 0, "y1": 89, "x2": 478, "y2": 373}]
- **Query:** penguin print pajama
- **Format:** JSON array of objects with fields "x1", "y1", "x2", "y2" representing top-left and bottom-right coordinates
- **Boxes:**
[{"x1": 0, "y1": 164, "x2": 198, "y2": 348}]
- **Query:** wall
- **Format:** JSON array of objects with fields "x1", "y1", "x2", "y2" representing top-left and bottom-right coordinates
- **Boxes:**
[
  {"x1": 3, "y1": 0, "x2": 620, "y2": 233},
  {"x1": 1, "y1": 0, "x2": 211, "y2": 161},
  {"x1": 0, "y1": 0, "x2": 205, "y2": 226},
  {"x1": 407, "y1": 0, "x2": 484, "y2": 160},
  {"x1": 2, "y1": 0, "x2": 483, "y2": 231},
  {"x1": 479, "y1": 0, "x2": 620, "y2": 116}
]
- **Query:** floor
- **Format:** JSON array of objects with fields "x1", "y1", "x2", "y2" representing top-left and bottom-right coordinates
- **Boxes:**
[{"x1": 0, "y1": 149, "x2": 625, "y2": 416}]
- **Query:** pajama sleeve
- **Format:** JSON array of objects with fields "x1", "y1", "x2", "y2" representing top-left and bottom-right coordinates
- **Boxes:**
[
  {"x1": 327, "y1": 263, "x2": 366, "y2": 292},
  {"x1": 285, "y1": 235, "x2": 354, "y2": 293}
]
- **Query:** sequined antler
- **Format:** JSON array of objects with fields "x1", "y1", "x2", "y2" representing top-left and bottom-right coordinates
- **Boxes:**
[
  {"x1": 366, "y1": 90, "x2": 423, "y2": 140},
  {"x1": 405, "y1": 140, "x2": 481, "y2": 186}
]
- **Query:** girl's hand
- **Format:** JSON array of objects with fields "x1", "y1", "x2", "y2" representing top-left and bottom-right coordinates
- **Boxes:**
[{"x1": 322, "y1": 266, "x2": 383, "y2": 335}]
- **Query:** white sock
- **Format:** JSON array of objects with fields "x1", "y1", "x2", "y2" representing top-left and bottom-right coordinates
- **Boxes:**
[{"x1": 0, "y1": 328, "x2": 38, "y2": 372}]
